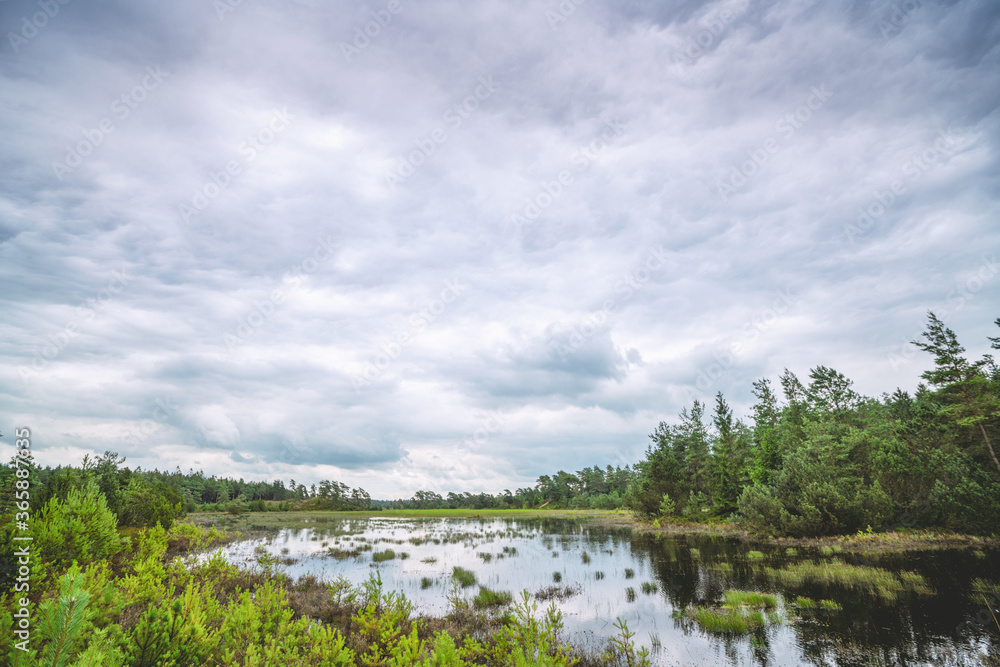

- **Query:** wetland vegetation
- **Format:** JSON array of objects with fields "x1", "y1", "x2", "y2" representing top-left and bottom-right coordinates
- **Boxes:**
[{"x1": 1, "y1": 313, "x2": 999, "y2": 664}]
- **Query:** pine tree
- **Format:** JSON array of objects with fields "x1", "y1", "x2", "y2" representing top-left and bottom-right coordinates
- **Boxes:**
[{"x1": 912, "y1": 311, "x2": 1000, "y2": 475}]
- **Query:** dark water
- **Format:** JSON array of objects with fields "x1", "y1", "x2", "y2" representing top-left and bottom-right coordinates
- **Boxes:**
[{"x1": 203, "y1": 516, "x2": 1000, "y2": 666}]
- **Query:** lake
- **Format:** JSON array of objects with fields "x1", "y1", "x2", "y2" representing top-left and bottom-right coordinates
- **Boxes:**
[{"x1": 202, "y1": 515, "x2": 1000, "y2": 666}]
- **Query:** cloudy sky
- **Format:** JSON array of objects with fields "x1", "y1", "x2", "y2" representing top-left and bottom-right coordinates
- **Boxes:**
[{"x1": 1, "y1": 0, "x2": 998, "y2": 498}]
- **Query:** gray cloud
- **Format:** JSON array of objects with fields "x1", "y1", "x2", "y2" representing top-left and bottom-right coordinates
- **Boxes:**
[{"x1": 1, "y1": 0, "x2": 998, "y2": 497}]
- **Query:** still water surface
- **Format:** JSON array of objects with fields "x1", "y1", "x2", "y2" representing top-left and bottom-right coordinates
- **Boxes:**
[{"x1": 206, "y1": 516, "x2": 1000, "y2": 666}]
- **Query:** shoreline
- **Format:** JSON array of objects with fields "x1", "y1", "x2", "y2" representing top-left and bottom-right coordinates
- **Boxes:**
[{"x1": 184, "y1": 508, "x2": 999, "y2": 554}]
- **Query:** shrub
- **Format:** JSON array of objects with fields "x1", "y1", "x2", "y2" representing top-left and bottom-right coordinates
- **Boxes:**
[{"x1": 32, "y1": 482, "x2": 125, "y2": 575}]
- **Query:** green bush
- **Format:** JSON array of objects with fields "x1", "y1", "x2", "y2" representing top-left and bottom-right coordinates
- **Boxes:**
[{"x1": 32, "y1": 482, "x2": 125, "y2": 575}]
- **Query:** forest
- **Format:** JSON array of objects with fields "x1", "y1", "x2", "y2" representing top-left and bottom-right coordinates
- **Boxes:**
[{"x1": 2, "y1": 312, "x2": 998, "y2": 536}]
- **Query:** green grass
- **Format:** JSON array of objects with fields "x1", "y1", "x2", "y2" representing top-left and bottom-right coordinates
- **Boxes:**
[
  {"x1": 624, "y1": 568, "x2": 635, "y2": 579},
  {"x1": 581, "y1": 551, "x2": 591, "y2": 564},
  {"x1": 785, "y1": 547, "x2": 798, "y2": 557},
  {"x1": 688, "y1": 607, "x2": 765, "y2": 633},
  {"x1": 594, "y1": 571, "x2": 605, "y2": 580},
  {"x1": 420, "y1": 577, "x2": 434, "y2": 589},
  {"x1": 420, "y1": 557, "x2": 437, "y2": 564},
  {"x1": 690, "y1": 548, "x2": 700, "y2": 559},
  {"x1": 819, "y1": 546, "x2": 834, "y2": 557},
  {"x1": 625, "y1": 587, "x2": 636, "y2": 602},
  {"x1": 710, "y1": 562, "x2": 734, "y2": 573},
  {"x1": 747, "y1": 550, "x2": 765, "y2": 561},
  {"x1": 552, "y1": 571, "x2": 562, "y2": 583},
  {"x1": 819, "y1": 599, "x2": 841, "y2": 610},
  {"x1": 372, "y1": 550, "x2": 396, "y2": 562},
  {"x1": 477, "y1": 552, "x2": 493, "y2": 562},
  {"x1": 473, "y1": 587, "x2": 513, "y2": 607},
  {"x1": 723, "y1": 590, "x2": 777, "y2": 609},
  {"x1": 793, "y1": 595, "x2": 816, "y2": 608},
  {"x1": 764, "y1": 560, "x2": 932, "y2": 601},
  {"x1": 452, "y1": 566, "x2": 476, "y2": 588},
  {"x1": 971, "y1": 578, "x2": 1000, "y2": 597},
  {"x1": 641, "y1": 582, "x2": 658, "y2": 594}
]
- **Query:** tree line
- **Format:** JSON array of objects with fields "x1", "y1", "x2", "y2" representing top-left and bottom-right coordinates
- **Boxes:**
[
  {"x1": 2, "y1": 311, "x2": 996, "y2": 538},
  {"x1": 625, "y1": 313, "x2": 1000, "y2": 536}
]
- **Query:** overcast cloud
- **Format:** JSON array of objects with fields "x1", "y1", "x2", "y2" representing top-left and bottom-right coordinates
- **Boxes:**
[{"x1": 1, "y1": 0, "x2": 998, "y2": 497}]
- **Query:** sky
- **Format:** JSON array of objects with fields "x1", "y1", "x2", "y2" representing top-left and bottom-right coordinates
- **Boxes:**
[{"x1": 1, "y1": 0, "x2": 998, "y2": 499}]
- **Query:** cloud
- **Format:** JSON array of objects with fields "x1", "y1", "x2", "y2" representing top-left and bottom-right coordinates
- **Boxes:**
[{"x1": 1, "y1": 0, "x2": 999, "y2": 497}]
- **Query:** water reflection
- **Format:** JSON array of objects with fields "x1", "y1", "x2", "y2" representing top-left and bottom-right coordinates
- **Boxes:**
[{"x1": 203, "y1": 516, "x2": 1000, "y2": 666}]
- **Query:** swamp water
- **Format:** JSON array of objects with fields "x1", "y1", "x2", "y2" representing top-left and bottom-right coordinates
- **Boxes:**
[{"x1": 204, "y1": 516, "x2": 1000, "y2": 666}]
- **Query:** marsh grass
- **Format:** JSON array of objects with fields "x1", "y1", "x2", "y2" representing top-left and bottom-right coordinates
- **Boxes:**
[
  {"x1": 972, "y1": 578, "x2": 1000, "y2": 597},
  {"x1": 689, "y1": 548, "x2": 700, "y2": 559},
  {"x1": 624, "y1": 568, "x2": 635, "y2": 579},
  {"x1": 420, "y1": 577, "x2": 434, "y2": 589},
  {"x1": 764, "y1": 560, "x2": 932, "y2": 601},
  {"x1": 594, "y1": 571, "x2": 605, "y2": 580},
  {"x1": 723, "y1": 590, "x2": 776, "y2": 609},
  {"x1": 452, "y1": 566, "x2": 477, "y2": 588},
  {"x1": 473, "y1": 587, "x2": 513, "y2": 608},
  {"x1": 747, "y1": 550, "x2": 765, "y2": 561},
  {"x1": 682, "y1": 588, "x2": 781, "y2": 635},
  {"x1": 689, "y1": 607, "x2": 765, "y2": 633},
  {"x1": 372, "y1": 549, "x2": 396, "y2": 562},
  {"x1": 581, "y1": 551, "x2": 591, "y2": 564},
  {"x1": 785, "y1": 547, "x2": 798, "y2": 557},
  {"x1": 640, "y1": 582, "x2": 658, "y2": 594},
  {"x1": 552, "y1": 571, "x2": 562, "y2": 583},
  {"x1": 534, "y1": 585, "x2": 579, "y2": 602},
  {"x1": 625, "y1": 587, "x2": 637, "y2": 602}
]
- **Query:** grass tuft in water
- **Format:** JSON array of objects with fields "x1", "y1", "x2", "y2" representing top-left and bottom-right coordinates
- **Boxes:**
[
  {"x1": 473, "y1": 587, "x2": 513, "y2": 607},
  {"x1": 641, "y1": 582, "x2": 658, "y2": 594},
  {"x1": 594, "y1": 571, "x2": 605, "y2": 580},
  {"x1": 372, "y1": 549, "x2": 396, "y2": 562},
  {"x1": 688, "y1": 607, "x2": 765, "y2": 633},
  {"x1": 452, "y1": 566, "x2": 476, "y2": 588},
  {"x1": 581, "y1": 551, "x2": 591, "y2": 564},
  {"x1": 764, "y1": 560, "x2": 932, "y2": 601},
  {"x1": 690, "y1": 548, "x2": 700, "y2": 559},
  {"x1": 625, "y1": 587, "x2": 637, "y2": 603},
  {"x1": 723, "y1": 590, "x2": 776, "y2": 609},
  {"x1": 420, "y1": 577, "x2": 434, "y2": 589},
  {"x1": 552, "y1": 571, "x2": 562, "y2": 583},
  {"x1": 785, "y1": 547, "x2": 798, "y2": 557},
  {"x1": 624, "y1": 568, "x2": 635, "y2": 579},
  {"x1": 747, "y1": 550, "x2": 765, "y2": 561}
]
